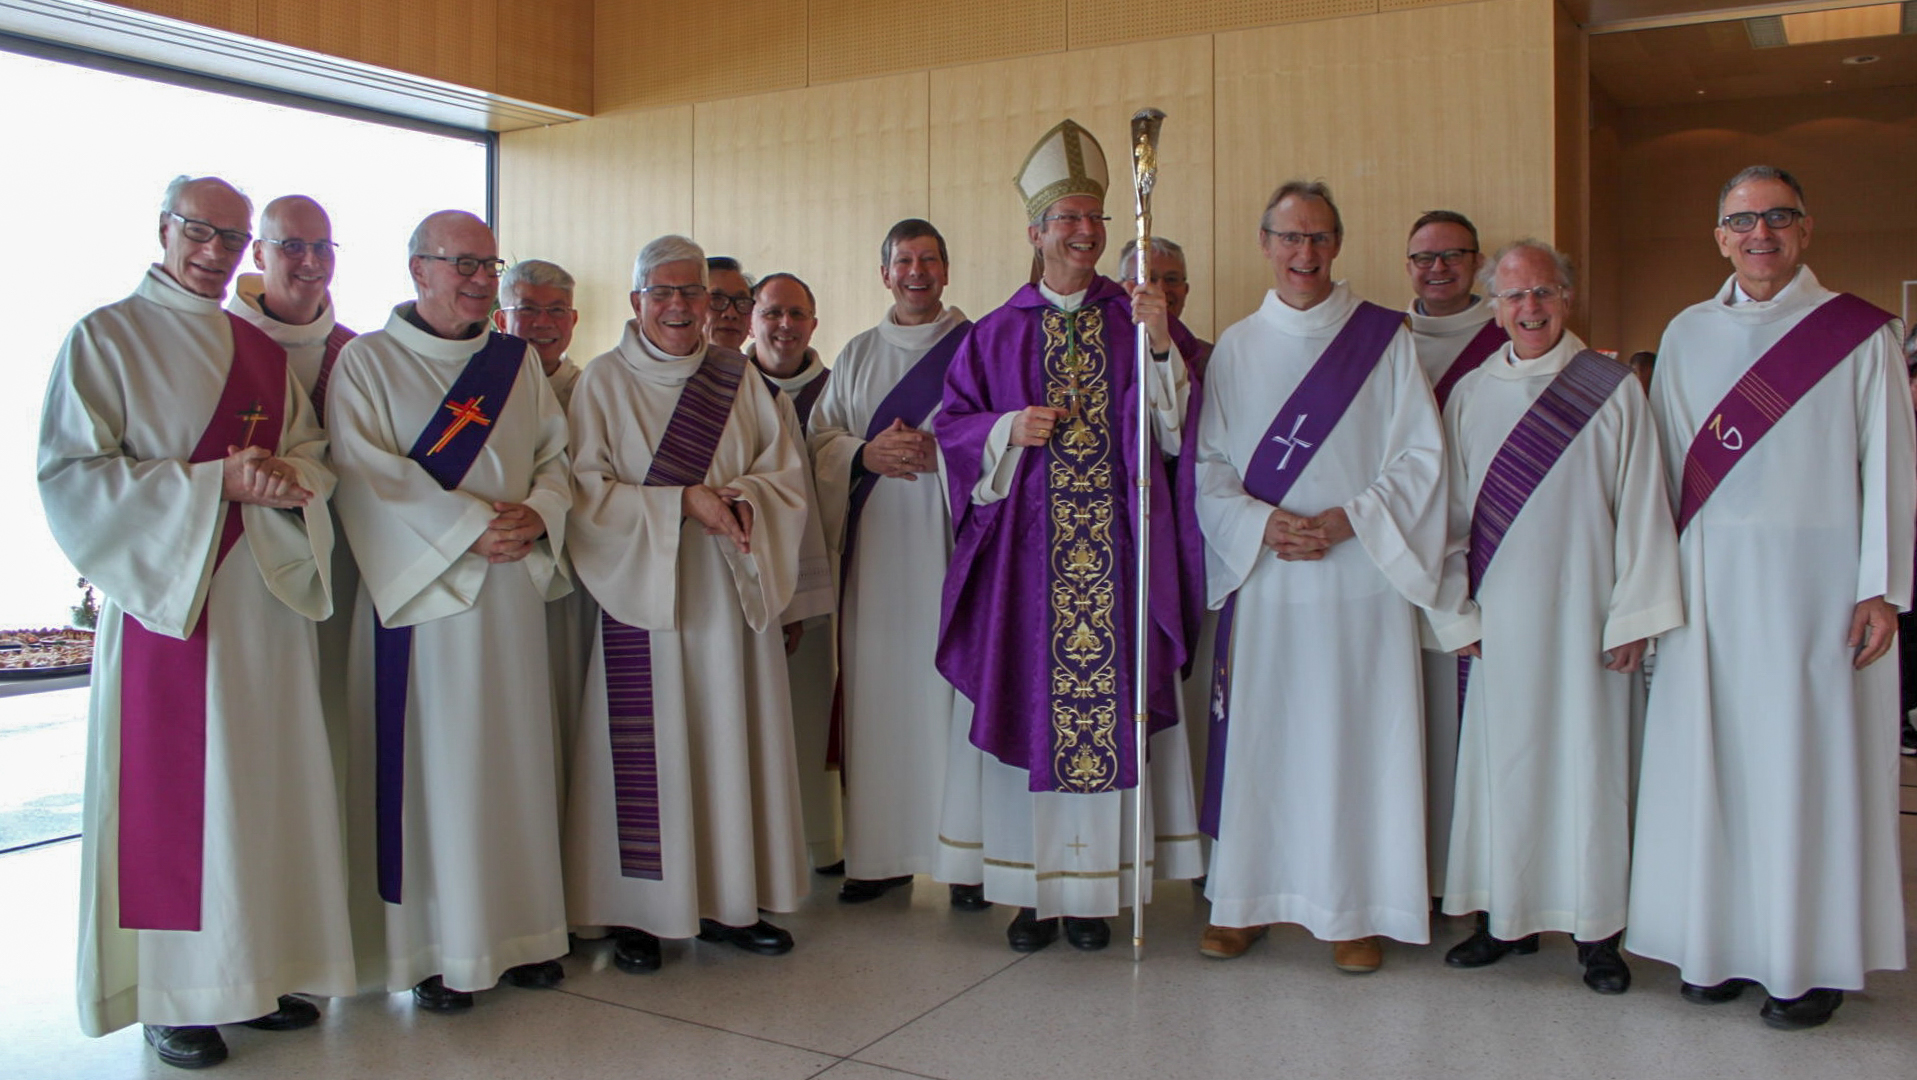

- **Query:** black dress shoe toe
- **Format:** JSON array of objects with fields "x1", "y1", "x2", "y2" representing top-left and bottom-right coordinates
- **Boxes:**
[
  {"x1": 839, "y1": 875, "x2": 915, "y2": 903},
  {"x1": 949, "y1": 883, "x2": 991, "y2": 911},
  {"x1": 144, "y1": 1025, "x2": 228, "y2": 1070},
  {"x1": 1006, "y1": 907, "x2": 1059, "y2": 952},
  {"x1": 612, "y1": 928, "x2": 663, "y2": 974},
  {"x1": 698, "y1": 918, "x2": 794, "y2": 955},
  {"x1": 815, "y1": 860, "x2": 846, "y2": 876},
  {"x1": 1680, "y1": 978, "x2": 1756, "y2": 1004},
  {"x1": 1575, "y1": 934, "x2": 1631, "y2": 994},
  {"x1": 1444, "y1": 917, "x2": 1541, "y2": 969},
  {"x1": 1760, "y1": 988, "x2": 1844, "y2": 1030},
  {"x1": 412, "y1": 975, "x2": 474, "y2": 1012},
  {"x1": 1064, "y1": 917, "x2": 1111, "y2": 951},
  {"x1": 240, "y1": 994, "x2": 320, "y2": 1031},
  {"x1": 501, "y1": 959, "x2": 565, "y2": 989}
]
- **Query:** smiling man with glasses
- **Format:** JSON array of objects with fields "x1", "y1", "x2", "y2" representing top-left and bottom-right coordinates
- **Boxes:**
[{"x1": 1627, "y1": 165, "x2": 1914, "y2": 1031}]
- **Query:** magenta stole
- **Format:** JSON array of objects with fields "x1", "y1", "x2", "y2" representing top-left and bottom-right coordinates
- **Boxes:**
[
  {"x1": 308, "y1": 323, "x2": 357, "y2": 424},
  {"x1": 1198, "y1": 302, "x2": 1402, "y2": 838},
  {"x1": 116, "y1": 314, "x2": 288, "y2": 930}
]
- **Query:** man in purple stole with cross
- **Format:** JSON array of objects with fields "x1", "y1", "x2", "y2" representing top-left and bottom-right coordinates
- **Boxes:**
[
  {"x1": 563, "y1": 235, "x2": 814, "y2": 974},
  {"x1": 40, "y1": 175, "x2": 353, "y2": 1069},
  {"x1": 935, "y1": 119, "x2": 1206, "y2": 954},
  {"x1": 329, "y1": 210, "x2": 574, "y2": 1012},
  {"x1": 1193, "y1": 180, "x2": 1445, "y2": 974},
  {"x1": 1424, "y1": 240, "x2": 1681, "y2": 995},
  {"x1": 1628, "y1": 166, "x2": 1914, "y2": 1030}
]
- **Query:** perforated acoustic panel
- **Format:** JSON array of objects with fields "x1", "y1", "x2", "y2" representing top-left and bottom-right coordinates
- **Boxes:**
[
  {"x1": 807, "y1": 0, "x2": 1065, "y2": 86},
  {"x1": 107, "y1": 0, "x2": 256, "y2": 35},
  {"x1": 496, "y1": 0, "x2": 591, "y2": 113},
  {"x1": 497, "y1": 105, "x2": 697, "y2": 363},
  {"x1": 692, "y1": 73, "x2": 932, "y2": 366},
  {"x1": 1376, "y1": 0, "x2": 1489, "y2": 12},
  {"x1": 928, "y1": 34, "x2": 1217, "y2": 339},
  {"x1": 259, "y1": 0, "x2": 497, "y2": 92},
  {"x1": 1067, "y1": 0, "x2": 1374, "y2": 50},
  {"x1": 595, "y1": 0, "x2": 806, "y2": 113}
]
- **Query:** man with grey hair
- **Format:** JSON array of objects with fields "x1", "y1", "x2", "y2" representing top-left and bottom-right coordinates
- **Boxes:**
[
  {"x1": 329, "y1": 209, "x2": 574, "y2": 1013},
  {"x1": 495, "y1": 258, "x2": 584, "y2": 409},
  {"x1": 1425, "y1": 239, "x2": 1679, "y2": 995},
  {"x1": 563, "y1": 234, "x2": 814, "y2": 974},
  {"x1": 41, "y1": 175, "x2": 354, "y2": 1068},
  {"x1": 1194, "y1": 179, "x2": 1444, "y2": 973},
  {"x1": 1628, "y1": 166, "x2": 1913, "y2": 1030},
  {"x1": 1119, "y1": 235, "x2": 1209, "y2": 379}
]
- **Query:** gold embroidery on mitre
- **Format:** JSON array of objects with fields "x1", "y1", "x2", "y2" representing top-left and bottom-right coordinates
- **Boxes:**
[{"x1": 1043, "y1": 305, "x2": 1119, "y2": 793}]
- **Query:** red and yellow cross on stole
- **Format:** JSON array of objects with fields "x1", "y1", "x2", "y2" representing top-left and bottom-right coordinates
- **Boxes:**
[
  {"x1": 426, "y1": 396, "x2": 492, "y2": 456},
  {"x1": 237, "y1": 401, "x2": 270, "y2": 447}
]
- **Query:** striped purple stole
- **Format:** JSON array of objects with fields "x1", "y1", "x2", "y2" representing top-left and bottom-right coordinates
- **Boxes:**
[
  {"x1": 1675, "y1": 292, "x2": 1893, "y2": 533},
  {"x1": 602, "y1": 350, "x2": 748, "y2": 879},
  {"x1": 1199, "y1": 301, "x2": 1402, "y2": 838},
  {"x1": 117, "y1": 314, "x2": 287, "y2": 930},
  {"x1": 308, "y1": 323, "x2": 356, "y2": 424},
  {"x1": 1431, "y1": 319, "x2": 1508, "y2": 411},
  {"x1": 374, "y1": 332, "x2": 527, "y2": 904}
]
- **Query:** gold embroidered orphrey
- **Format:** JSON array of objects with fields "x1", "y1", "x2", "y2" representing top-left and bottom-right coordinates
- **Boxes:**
[{"x1": 1043, "y1": 305, "x2": 1120, "y2": 793}]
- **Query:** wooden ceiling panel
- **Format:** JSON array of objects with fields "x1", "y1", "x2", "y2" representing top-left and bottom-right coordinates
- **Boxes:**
[{"x1": 1590, "y1": 18, "x2": 1917, "y2": 106}]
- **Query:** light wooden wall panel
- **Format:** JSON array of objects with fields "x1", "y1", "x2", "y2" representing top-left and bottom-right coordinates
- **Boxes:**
[
  {"x1": 595, "y1": 0, "x2": 807, "y2": 113},
  {"x1": 1213, "y1": 0, "x2": 1554, "y2": 328},
  {"x1": 109, "y1": 0, "x2": 255, "y2": 35},
  {"x1": 693, "y1": 73, "x2": 932, "y2": 365},
  {"x1": 259, "y1": 0, "x2": 498, "y2": 92},
  {"x1": 1068, "y1": 0, "x2": 1372, "y2": 50},
  {"x1": 496, "y1": 0, "x2": 592, "y2": 114},
  {"x1": 809, "y1": 0, "x2": 1064, "y2": 85},
  {"x1": 497, "y1": 106, "x2": 697, "y2": 362},
  {"x1": 928, "y1": 35, "x2": 1218, "y2": 339},
  {"x1": 1553, "y1": 0, "x2": 1590, "y2": 337}
]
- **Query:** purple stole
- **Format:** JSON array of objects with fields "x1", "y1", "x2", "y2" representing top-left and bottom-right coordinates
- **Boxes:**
[
  {"x1": 1431, "y1": 318, "x2": 1508, "y2": 411},
  {"x1": 373, "y1": 332, "x2": 527, "y2": 904},
  {"x1": 1676, "y1": 292, "x2": 1894, "y2": 533},
  {"x1": 1199, "y1": 301, "x2": 1401, "y2": 838},
  {"x1": 792, "y1": 370, "x2": 828, "y2": 427},
  {"x1": 309, "y1": 323, "x2": 357, "y2": 424},
  {"x1": 117, "y1": 314, "x2": 287, "y2": 930},
  {"x1": 601, "y1": 350, "x2": 748, "y2": 879}
]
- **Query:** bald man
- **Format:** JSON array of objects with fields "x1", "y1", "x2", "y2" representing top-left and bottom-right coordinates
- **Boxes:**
[{"x1": 329, "y1": 210, "x2": 575, "y2": 1013}]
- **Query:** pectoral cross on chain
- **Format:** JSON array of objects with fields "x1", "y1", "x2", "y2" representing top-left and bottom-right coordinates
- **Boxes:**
[
  {"x1": 237, "y1": 401, "x2": 269, "y2": 448},
  {"x1": 427, "y1": 396, "x2": 492, "y2": 456},
  {"x1": 1271, "y1": 413, "x2": 1312, "y2": 471},
  {"x1": 1060, "y1": 372, "x2": 1088, "y2": 419}
]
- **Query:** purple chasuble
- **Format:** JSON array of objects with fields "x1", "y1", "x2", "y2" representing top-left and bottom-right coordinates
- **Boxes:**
[
  {"x1": 1431, "y1": 319, "x2": 1508, "y2": 411},
  {"x1": 374, "y1": 331, "x2": 527, "y2": 904},
  {"x1": 309, "y1": 323, "x2": 357, "y2": 424},
  {"x1": 1676, "y1": 292, "x2": 1894, "y2": 533},
  {"x1": 117, "y1": 313, "x2": 287, "y2": 930},
  {"x1": 1199, "y1": 301, "x2": 1403, "y2": 838},
  {"x1": 601, "y1": 350, "x2": 749, "y2": 879},
  {"x1": 935, "y1": 276, "x2": 1203, "y2": 794}
]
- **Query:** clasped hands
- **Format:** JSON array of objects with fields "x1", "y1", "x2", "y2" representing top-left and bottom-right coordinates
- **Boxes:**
[
  {"x1": 1263, "y1": 506, "x2": 1354, "y2": 561},
  {"x1": 683, "y1": 483, "x2": 754, "y2": 554},
  {"x1": 867, "y1": 418, "x2": 938, "y2": 480},
  {"x1": 221, "y1": 444, "x2": 311, "y2": 509},
  {"x1": 470, "y1": 501, "x2": 546, "y2": 564}
]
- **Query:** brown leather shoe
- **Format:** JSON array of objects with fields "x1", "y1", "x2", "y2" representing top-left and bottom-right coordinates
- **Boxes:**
[
  {"x1": 1332, "y1": 936, "x2": 1383, "y2": 973},
  {"x1": 1199, "y1": 924, "x2": 1268, "y2": 959}
]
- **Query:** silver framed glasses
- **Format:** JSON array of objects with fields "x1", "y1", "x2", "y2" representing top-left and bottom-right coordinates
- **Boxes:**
[{"x1": 261, "y1": 237, "x2": 339, "y2": 259}]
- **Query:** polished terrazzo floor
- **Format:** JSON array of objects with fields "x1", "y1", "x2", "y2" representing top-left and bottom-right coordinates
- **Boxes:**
[{"x1": 3, "y1": 765, "x2": 1914, "y2": 1080}]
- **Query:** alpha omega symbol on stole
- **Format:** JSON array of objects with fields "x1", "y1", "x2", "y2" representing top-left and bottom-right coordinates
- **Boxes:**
[
  {"x1": 1271, "y1": 414, "x2": 1313, "y2": 471},
  {"x1": 238, "y1": 401, "x2": 269, "y2": 447},
  {"x1": 1707, "y1": 412, "x2": 1743, "y2": 451},
  {"x1": 428, "y1": 396, "x2": 493, "y2": 456}
]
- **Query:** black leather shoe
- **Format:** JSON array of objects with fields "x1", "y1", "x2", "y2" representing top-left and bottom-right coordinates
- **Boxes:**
[
  {"x1": 1680, "y1": 978, "x2": 1756, "y2": 1004},
  {"x1": 144, "y1": 1025, "x2": 227, "y2": 1070},
  {"x1": 839, "y1": 875, "x2": 914, "y2": 903},
  {"x1": 698, "y1": 918, "x2": 794, "y2": 955},
  {"x1": 1575, "y1": 933, "x2": 1631, "y2": 994},
  {"x1": 1006, "y1": 907, "x2": 1059, "y2": 952},
  {"x1": 240, "y1": 994, "x2": 320, "y2": 1031},
  {"x1": 1064, "y1": 917, "x2": 1111, "y2": 951},
  {"x1": 949, "y1": 883, "x2": 991, "y2": 911},
  {"x1": 815, "y1": 860, "x2": 846, "y2": 876},
  {"x1": 612, "y1": 928, "x2": 662, "y2": 974},
  {"x1": 1760, "y1": 988, "x2": 1844, "y2": 1030},
  {"x1": 1444, "y1": 913, "x2": 1540, "y2": 968},
  {"x1": 501, "y1": 959, "x2": 565, "y2": 989},
  {"x1": 412, "y1": 975, "x2": 474, "y2": 1012}
]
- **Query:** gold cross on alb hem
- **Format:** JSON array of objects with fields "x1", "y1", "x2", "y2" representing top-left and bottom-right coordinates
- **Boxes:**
[
  {"x1": 427, "y1": 396, "x2": 492, "y2": 456},
  {"x1": 1066, "y1": 835, "x2": 1089, "y2": 859},
  {"x1": 237, "y1": 401, "x2": 269, "y2": 448}
]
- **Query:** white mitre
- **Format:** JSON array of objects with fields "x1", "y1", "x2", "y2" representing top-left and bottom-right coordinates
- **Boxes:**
[{"x1": 1014, "y1": 118, "x2": 1108, "y2": 221}]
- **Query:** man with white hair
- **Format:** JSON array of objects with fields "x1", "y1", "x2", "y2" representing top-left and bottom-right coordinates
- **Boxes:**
[
  {"x1": 1629, "y1": 165, "x2": 1913, "y2": 1030},
  {"x1": 329, "y1": 209, "x2": 574, "y2": 1013},
  {"x1": 41, "y1": 175, "x2": 353, "y2": 1069},
  {"x1": 1194, "y1": 180, "x2": 1444, "y2": 974},
  {"x1": 563, "y1": 235, "x2": 813, "y2": 973},
  {"x1": 1426, "y1": 239, "x2": 1680, "y2": 995}
]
